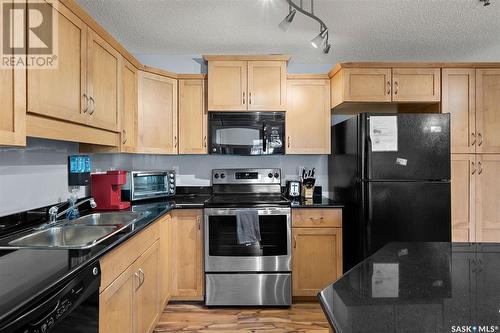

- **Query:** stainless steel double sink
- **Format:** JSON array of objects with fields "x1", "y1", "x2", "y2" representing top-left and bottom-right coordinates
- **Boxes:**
[{"x1": 8, "y1": 211, "x2": 148, "y2": 249}]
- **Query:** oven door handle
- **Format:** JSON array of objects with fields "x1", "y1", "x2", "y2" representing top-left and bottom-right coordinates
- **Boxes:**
[
  {"x1": 262, "y1": 121, "x2": 267, "y2": 153},
  {"x1": 205, "y1": 207, "x2": 291, "y2": 216}
]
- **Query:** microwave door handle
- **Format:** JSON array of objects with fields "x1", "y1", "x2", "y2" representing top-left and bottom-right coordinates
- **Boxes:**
[{"x1": 262, "y1": 121, "x2": 267, "y2": 153}]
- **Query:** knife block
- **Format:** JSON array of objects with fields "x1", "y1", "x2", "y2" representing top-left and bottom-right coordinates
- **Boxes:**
[{"x1": 301, "y1": 186, "x2": 314, "y2": 199}]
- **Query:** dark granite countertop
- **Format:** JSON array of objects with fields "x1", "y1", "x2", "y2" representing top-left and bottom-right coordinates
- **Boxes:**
[
  {"x1": 0, "y1": 199, "x2": 175, "y2": 325},
  {"x1": 289, "y1": 196, "x2": 344, "y2": 208},
  {"x1": 318, "y1": 242, "x2": 500, "y2": 333}
]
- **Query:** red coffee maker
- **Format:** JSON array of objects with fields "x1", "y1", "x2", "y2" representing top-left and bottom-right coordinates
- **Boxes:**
[{"x1": 91, "y1": 170, "x2": 131, "y2": 210}]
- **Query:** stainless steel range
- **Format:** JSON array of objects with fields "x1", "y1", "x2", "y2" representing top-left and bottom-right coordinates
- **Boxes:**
[{"x1": 204, "y1": 168, "x2": 291, "y2": 306}]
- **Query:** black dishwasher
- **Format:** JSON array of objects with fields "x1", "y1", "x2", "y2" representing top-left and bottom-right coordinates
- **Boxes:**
[{"x1": 0, "y1": 261, "x2": 100, "y2": 333}]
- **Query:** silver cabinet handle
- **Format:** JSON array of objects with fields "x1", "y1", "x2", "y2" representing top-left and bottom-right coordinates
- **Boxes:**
[
  {"x1": 310, "y1": 217, "x2": 324, "y2": 222},
  {"x1": 134, "y1": 272, "x2": 141, "y2": 291},
  {"x1": 122, "y1": 130, "x2": 127, "y2": 144},
  {"x1": 387, "y1": 81, "x2": 391, "y2": 95},
  {"x1": 293, "y1": 235, "x2": 297, "y2": 249},
  {"x1": 471, "y1": 132, "x2": 476, "y2": 146},
  {"x1": 174, "y1": 136, "x2": 178, "y2": 148},
  {"x1": 89, "y1": 97, "x2": 95, "y2": 115},
  {"x1": 82, "y1": 94, "x2": 89, "y2": 113},
  {"x1": 287, "y1": 136, "x2": 291, "y2": 148},
  {"x1": 242, "y1": 92, "x2": 245, "y2": 105},
  {"x1": 477, "y1": 133, "x2": 483, "y2": 146},
  {"x1": 471, "y1": 161, "x2": 476, "y2": 175},
  {"x1": 249, "y1": 92, "x2": 252, "y2": 105},
  {"x1": 394, "y1": 81, "x2": 399, "y2": 95},
  {"x1": 139, "y1": 268, "x2": 145, "y2": 287},
  {"x1": 197, "y1": 216, "x2": 201, "y2": 230},
  {"x1": 478, "y1": 161, "x2": 483, "y2": 175},
  {"x1": 203, "y1": 136, "x2": 207, "y2": 148}
]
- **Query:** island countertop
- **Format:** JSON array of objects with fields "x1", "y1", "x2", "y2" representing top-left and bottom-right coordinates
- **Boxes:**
[{"x1": 318, "y1": 242, "x2": 500, "y2": 333}]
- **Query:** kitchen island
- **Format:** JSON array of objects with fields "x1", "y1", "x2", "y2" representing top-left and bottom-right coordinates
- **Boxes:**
[{"x1": 318, "y1": 242, "x2": 500, "y2": 333}]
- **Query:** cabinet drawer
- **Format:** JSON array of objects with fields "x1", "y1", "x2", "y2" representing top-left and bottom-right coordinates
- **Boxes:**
[
  {"x1": 100, "y1": 220, "x2": 160, "y2": 291},
  {"x1": 292, "y1": 208, "x2": 342, "y2": 228}
]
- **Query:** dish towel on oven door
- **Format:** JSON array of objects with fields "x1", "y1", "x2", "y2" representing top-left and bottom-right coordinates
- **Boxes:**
[{"x1": 236, "y1": 210, "x2": 261, "y2": 245}]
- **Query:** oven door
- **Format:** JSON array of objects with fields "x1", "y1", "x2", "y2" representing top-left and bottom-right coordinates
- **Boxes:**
[
  {"x1": 204, "y1": 207, "x2": 291, "y2": 272},
  {"x1": 208, "y1": 112, "x2": 285, "y2": 155}
]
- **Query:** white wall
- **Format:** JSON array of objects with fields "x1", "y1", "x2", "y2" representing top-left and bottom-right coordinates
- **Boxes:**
[{"x1": 0, "y1": 138, "x2": 87, "y2": 217}]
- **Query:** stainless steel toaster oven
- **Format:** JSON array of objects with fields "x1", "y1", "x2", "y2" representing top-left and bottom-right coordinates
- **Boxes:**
[{"x1": 122, "y1": 170, "x2": 176, "y2": 202}]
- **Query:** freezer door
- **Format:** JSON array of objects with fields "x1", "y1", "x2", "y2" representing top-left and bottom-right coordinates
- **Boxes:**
[
  {"x1": 365, "y1": 181, "x2": 451, "y2": 257},
  {"x1": 364, "y1": 113, "x2": 450, "y2": 180}
]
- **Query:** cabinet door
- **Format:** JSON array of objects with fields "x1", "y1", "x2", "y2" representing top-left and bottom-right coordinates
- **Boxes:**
[
  {"x1": 87, "y1": 29, "x2": 121, "y2": 132},
  {"x1": 341, "y1": 68, "x2": 392, "y2": 102},
  {"x1": 121, "y1": 60, "x2": 137, "y2": 152},
  {"x1": 286, "y1": 79, "x2": 331, "y2": 154},
  {"x1": 0, "y1": 68, "x2": 25, "y2": 146},
  {"x1": 476, "y1": 154, "x2": 500, "y2": 242},
  {"x1": 136, "y1": 241, "x2": 161, "y2": 333},
  {"x1": 160, "y1": 215, "x2": 172, "y2": 307},
  {"x1": 178, "y1": 79, "x2": 207, "y2": 154},
  {"x1": 292, "y1": 228, "x2": 342, "y2": 297},
  {"x1": 137, "y1": 71, "x2": 178, "y2": 154},
  {"x1": 27, "y1": 2, "x2": 87, "y2": 125},
  {"x1": 247, "y1": 61, "x2": 286, "y2": 111},
  {"x1": 207, "y1": 61, "x2": 247, "y2": 111},
  {"x1": 476, "y1": 69, "x2": 500, "y2": 153},
  {"x1": 442, "y1": 69, "x2": 476, "y2": 154},
  {"x1": 392, "y1": 68, "x2": 441, "y2": 102},
  {"x1": 451, "y1": 154, "x2": 476, "y2": 242},
  {"x1": 171, "y1": 209, "x2": 204, "y2": 300},
  {"x1": 99, "y1": 264, "x2": 136, "y2": 333}
]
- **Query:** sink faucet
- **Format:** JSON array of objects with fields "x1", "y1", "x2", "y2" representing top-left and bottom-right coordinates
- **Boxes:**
[{"x1": 43, "y1": 198, "x2": 97, "y2": 229}]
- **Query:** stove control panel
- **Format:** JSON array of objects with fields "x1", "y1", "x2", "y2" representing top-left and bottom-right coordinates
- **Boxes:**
[{"x1": 212, "y1": 168, "x2": 281, "y2": 185}]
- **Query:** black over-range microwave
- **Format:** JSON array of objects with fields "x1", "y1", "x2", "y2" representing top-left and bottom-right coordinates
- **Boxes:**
[{"x1": 208, "y1": 112, "x2": 285, "y2": 155}]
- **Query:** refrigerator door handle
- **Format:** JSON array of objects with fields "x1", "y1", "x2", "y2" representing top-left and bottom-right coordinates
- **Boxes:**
[{"x1": 366, "y1": 136, "x2": 373, "y2": 180}]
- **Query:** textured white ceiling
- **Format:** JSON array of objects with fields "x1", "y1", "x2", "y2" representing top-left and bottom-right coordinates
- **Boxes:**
[{"x1": 75, "y1": 0, "x2": 500, "y2": 65}]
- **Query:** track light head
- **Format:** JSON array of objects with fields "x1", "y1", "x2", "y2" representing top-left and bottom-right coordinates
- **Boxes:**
[
  {"x1": 311, "y1": 28, "x2": 328, "y2": 48},
  {"x1": 279, "y1": 9, "x2": 297, "y2": 31}
]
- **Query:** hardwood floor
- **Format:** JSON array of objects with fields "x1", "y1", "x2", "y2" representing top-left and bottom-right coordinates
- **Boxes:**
[{"x1": 153, "y1": 302, "x2": 331, "y2": 332}]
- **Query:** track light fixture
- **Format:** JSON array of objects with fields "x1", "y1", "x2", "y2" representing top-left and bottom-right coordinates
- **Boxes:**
[
  {"x1": 279, "y1": 6, "x2": 297, "y2": 31},
  {"x1": 279, "y1": 0, "x2": 332, "y2": 54},
  {"x1": 479, "y1": 0, "x2": 490, "y2": 5}
]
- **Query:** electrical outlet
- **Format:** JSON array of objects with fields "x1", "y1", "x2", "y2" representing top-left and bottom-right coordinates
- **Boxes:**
[{"x1": 297, "y1": 166, "x2": 304, "y2": 177}]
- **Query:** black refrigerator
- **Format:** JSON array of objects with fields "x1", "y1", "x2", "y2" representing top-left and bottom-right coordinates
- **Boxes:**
[{"x1": 329, "y1": 113, "x2": 451, "y2": 271}]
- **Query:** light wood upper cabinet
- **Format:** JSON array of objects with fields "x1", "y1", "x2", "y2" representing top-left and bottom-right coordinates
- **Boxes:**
[
  {"x1": 292, "y1": 227, "x2": 342, "y2": 297},
  {"x1": 178, "y1": 79, "x2": 207, "y2": 154},
  {"x1": 247, "y1": 61, "x2": 287, "y2": 110},
  {"x1": 442, "y1": 69, "x2": 476, "y2": 154},
  {"x1": 332, "y1": 68, "x2": 392, "y2": 107},
  {"x1": 207, "y1": 58, "x2": 287, "y2": 111},
  {"x1": 121, "y1": 61, "x2": 138, "y2": 152},
  {"x1": 171, "y1": 209, "x2": 204, "y2": 301},
  {"x1": 136, "y1": 241, "x2": 161, "y2": 333},
  {"x1": 476, "y1": 154, "x2": 500, "y2": 242},
  {"x1": 451, "y1": 154, "x2": 476, "y2": 242},
  {"x1": 87, "y1": 29, "x2": 121, "y2": 132},
  {"x1": 0, "y1": 67, "x2": 25, "y2": 146},
  {"x1": 392, "y1": 68, "x2": 441, "y2": 102},
  {"x1": 208, "y1": 61, "x2": 247, "y2": 111},
  {"x1": 137, "y1": 71, "x2": 178, "y2": 154},
  {"x1": 476, "y1": 69, "x2": 500, "y2": 153},
  {"x1": 27, "y1": 2, "x2": 87, "y2": 126},
  {"x1": 99, "y1": 263, "x2": 136, "y2": 333},
  {"x1": 286, "y1": 79, "x2": 331, "y2": 154}
]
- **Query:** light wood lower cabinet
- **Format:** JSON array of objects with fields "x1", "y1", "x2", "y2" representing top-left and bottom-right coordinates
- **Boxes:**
[
  {"x1": 160, "y1": 214, "x2": 173, "y2": 306},
  {"x1": 451, "y1": 154, "x2": 476, "y2": 242},
  {"x1": 291, "y1": 208, "x2": 343, "y2": 297},
  {"x1": 178, "y1": 79, "x2": 207, "y2": 154},
  {"x1": 475, "y1": 154, "x2": 500, "y2": 242},
  {"x1": 137, "y1": 71, "x2": 178, "y2": 154},
  {"x1": 136, "y1": 241, "x2": 161, "y2": 333},
  {"x1": 286, "y1": 79, "x2": 331, "y2": 154},
  {"x1": 170, "y1": 209, "x2": 204, "y2": 300}
]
